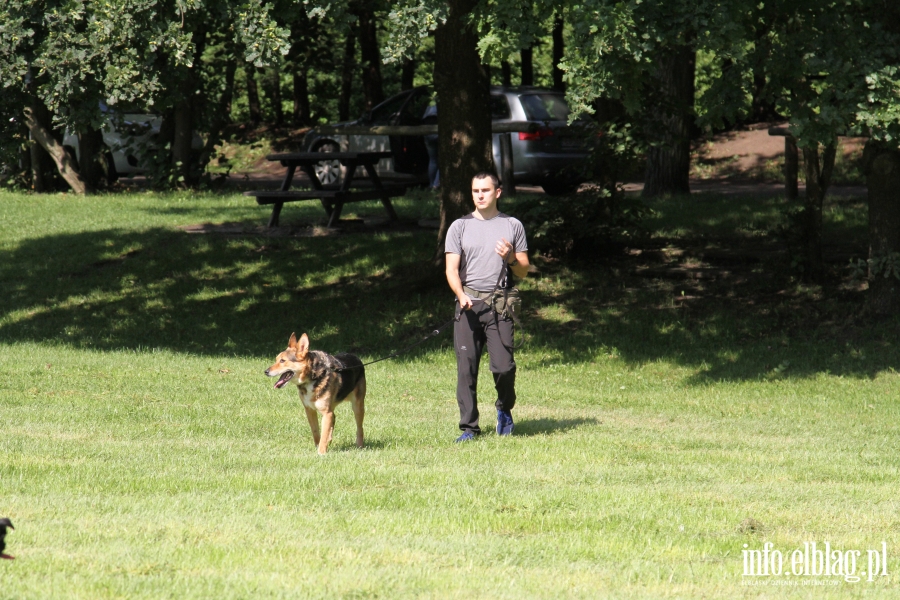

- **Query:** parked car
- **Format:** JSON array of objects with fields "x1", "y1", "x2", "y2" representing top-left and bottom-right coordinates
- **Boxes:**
[
  {"x1": 301, "y1": 86, "x2": 592, "y2": 195},
  {"x1": 62, "y1": 103, "x2": 202, "y2": 182}
]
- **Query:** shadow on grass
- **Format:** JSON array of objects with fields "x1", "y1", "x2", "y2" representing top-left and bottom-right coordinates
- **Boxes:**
[
  {"x1": 312, "y1": 439, "x2": 390, "y2": 453},
  {"x1": 514, "y1": 417, "x2": 599, "y2": 437},
  {"x1": 1, "y1": 192, "x2": 898, "y2": 383},
  {"x1": 0, "y1": 224, "x2": 449, "y2": 359}
]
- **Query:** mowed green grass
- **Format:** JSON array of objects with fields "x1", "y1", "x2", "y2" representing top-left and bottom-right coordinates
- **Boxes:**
[{"x1": 1, "y1": 188, "x2": 899, "y2": 598}]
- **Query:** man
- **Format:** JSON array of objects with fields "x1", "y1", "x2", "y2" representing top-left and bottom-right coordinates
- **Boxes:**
[{"x1": 445, "y1": 172, "x2": 530, "y2": 442}]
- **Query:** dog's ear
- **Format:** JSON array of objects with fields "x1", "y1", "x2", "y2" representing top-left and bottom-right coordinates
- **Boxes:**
[
  {"x1": 288, "y1": 332, "x2": 298, "y2": 349},
  {"x1": 297, "y1": 333, "x2": 310, "y2": 357}
]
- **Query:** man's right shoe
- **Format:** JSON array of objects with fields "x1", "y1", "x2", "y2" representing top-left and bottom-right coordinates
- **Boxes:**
[{"x1": 455, "y1": 431, "x2": 476, "y2": 443}]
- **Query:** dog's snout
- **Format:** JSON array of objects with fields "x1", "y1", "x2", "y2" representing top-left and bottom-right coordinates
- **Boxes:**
[{"x1": 264, "y1": 368, "x2": 270, "y2": 376}]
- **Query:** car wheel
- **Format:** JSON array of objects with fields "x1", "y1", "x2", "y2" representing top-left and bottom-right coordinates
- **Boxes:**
[
  {"x1": 313, "y1": 141, "x2": 343, "y2": 187},
  {"x1": 101, "y1": 149, "x2": 118, "y2": 184},
  {"x1": 541, "y1": 177, "x2": 580, "y2": 196}
]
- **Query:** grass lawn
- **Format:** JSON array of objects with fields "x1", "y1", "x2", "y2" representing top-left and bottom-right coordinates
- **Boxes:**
[{"x1": 1, "y1": 187, "x2": 899, "y2": 598}]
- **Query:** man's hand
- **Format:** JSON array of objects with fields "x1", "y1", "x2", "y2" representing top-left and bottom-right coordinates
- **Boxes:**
[
  {"x1": 457, "y1": 293, "x2": 473, "y2": 310},
  {"x1": 495, "y1": 237, "x2": 515, "y2": 263}
]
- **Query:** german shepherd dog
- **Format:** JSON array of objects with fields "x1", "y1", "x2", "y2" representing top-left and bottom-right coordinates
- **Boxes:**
[{"x1": 265, "y1": 333, "x2": 366, "y2": 455}]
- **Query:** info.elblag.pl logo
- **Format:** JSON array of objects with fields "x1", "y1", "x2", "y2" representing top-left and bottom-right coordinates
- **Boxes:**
[{"x1": 742, "y1": 542, "x2": 889, "y2": 585}]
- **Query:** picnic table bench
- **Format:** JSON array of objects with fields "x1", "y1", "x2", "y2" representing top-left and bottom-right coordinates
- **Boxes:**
[{"x1": 243, "y1": 151, "x2": 407, "y2": 227}]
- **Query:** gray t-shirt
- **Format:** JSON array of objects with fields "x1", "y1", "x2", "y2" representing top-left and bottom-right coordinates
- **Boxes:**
[{"x1": 445, "y1": 213, "x2": 528, "y2": 292}]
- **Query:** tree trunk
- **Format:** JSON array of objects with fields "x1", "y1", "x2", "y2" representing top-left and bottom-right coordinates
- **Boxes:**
[
  {"x1": 501, "y1": 61, "x2": 511, "y2": 86},
  {"x1": 201, "y1": 47, "x2": 239, "y2": 164},
  {"x1": 339, "y1": 29, "x2": 356, "y2": 121},
  {"x1": 749, "y1": 69, "x2": 779, "y2": 123},
  {"x1": 246, "y1": 64, "x2": 262, "y2": 125},
  {"x1": 401, "y1": 58, "x2": 416, "y2": 90},
  {"x1": 27, "y1": 98, "x2": 55, "y2": 192},
  {"x1": 264, "y1": 66, "x2": 284, "y2": 126},
  {"x1": 863, "y1": 140, "x2": 900, "y2": 314},
  {"x1": 552, "y1": 14, "x2": 565, "y2": 92},
  {"x1": 784, "y1": 135, "x2": 799, "y2": 200},
  {"x1": 433, "y1": 0, "x2": 494, "y2": 263},
  {"x1": 17, "y1": 139, "x2": 31, "y2": 188},
  {"x1": 171, "y1": 29, "x2": 207, "y2": 185},
  {"x1": 357, "y1": 2, "x2": 384, "y2": 111},
  {"x1": 642, "y1": 45, "x2": 695, "y2": 198},
  {"x1": 23, "y1": 107, "x2": 90, "y2": 194},
  {"x1": 171, "y1": 76, "x2": 195, "y2": 183},
  {"x1": 222, "y1": 55, "x2": 237, "y2": 120},
  {"x1": 77, "y1": 126, "x2": 105, "y2": 189},
  {"x1": 801, "y1": 143, "x2": 836, "y2": 278},
  {"x1": 172, "y1": 26, "x2": 207, "y2": 187},
  {"x1": 749, "y1": 27, "x2": 779, "y2": 123},
  {"x1": 288, "y1": 12, "x2": 313, "y2": 127},
  {"x1": 292, "y1": 69, "x2": 312, "y2": 127},
  {"x1": 521, "y1": 46, "x2": 533, "y2": 86}
]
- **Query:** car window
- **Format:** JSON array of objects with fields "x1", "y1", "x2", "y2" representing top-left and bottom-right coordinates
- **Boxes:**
[
  {"x1": 490, "y1": 95, "x2": 511, "y2": 120},
  {"x1": 369, "y1": 92, "x2": 412, "y2": 125},
  {"x1": 519, "y1": 94, "x2": 570, "y2": 121}
]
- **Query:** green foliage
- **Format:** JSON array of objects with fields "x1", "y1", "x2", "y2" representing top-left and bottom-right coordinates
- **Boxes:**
[
  {"x1": 135, "y1": 141, "x2": 203, "y2": 190},
  {"x1": 381, "y1": 0, "x2": 446, "y2": 64},
  {"x1": 570, "y1": 119, "x2": 645, "y2": 186},
  {"x1": 562, "y1": 0, "x2": 750, "y2": 119},
  {"x1": 850, "y1": 252, "x2": 900, "y2": 282},
  {"x1": 857, "y1": 65, "x2": 900, "y2": 143},
  {"x1": 516, "y1": 188, "x2": 652, "y2": 258},
  {"x1": 694, "y1": 48, "x2": 755, "y2": 130},
  {"x1": 773, "y1": 204, "x2": 812, "y2": 274}
]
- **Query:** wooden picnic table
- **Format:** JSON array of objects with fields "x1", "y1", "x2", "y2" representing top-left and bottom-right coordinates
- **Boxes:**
[{"x1": 243, "y1": 151, "x2": 406, "y2": 227}]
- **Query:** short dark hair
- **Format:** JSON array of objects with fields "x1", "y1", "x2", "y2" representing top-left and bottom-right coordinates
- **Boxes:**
[{"x1": 472, "y1": 171, "x2": 501, "y2": 189}]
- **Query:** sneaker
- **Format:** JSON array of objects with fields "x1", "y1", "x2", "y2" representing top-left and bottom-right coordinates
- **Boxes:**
[
  {"x1": 455, "y1": 431, "x2": 476, "y2": 443},
  {"x1": 496, "y1": 409, "x2": 514, "y2": 436}
]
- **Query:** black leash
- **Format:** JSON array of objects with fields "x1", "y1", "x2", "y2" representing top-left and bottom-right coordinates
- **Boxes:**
[{"x1": 335, "y1": 314, "x2": 461, "y2": 372}]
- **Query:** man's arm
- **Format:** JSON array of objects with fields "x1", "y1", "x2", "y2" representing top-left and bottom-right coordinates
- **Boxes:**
[
  {"x1": 445, "y1": 252, "x2": 473, "y2": 309},
  {"x1": 496, "y1": 238, "x2": 530, "y2": 279},
  {"x1": 508, "y1": 251, "x2": 530, "y2": 279}
]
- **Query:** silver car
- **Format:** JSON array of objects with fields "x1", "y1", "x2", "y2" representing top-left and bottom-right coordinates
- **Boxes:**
[{"x1": 302, "y1": 86, "x2": 591, "y2": 195}]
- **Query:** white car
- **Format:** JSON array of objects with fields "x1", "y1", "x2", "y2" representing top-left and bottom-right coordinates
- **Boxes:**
[{"x1": 63, "y1": 104, "x2": 202, "y2": 181}]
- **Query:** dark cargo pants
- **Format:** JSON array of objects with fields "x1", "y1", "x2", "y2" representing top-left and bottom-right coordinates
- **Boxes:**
[{"x1": 454, "y1": 299, "x2": 517, "y2": 433}]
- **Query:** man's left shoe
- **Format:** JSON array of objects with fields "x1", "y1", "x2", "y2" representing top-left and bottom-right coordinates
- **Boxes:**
[
  {"x1": 496, "y1": 409, "x2": 514, "y2": 436},
  {"x1": 455, "y1": 431, "x2": 476, "y2": 443}
]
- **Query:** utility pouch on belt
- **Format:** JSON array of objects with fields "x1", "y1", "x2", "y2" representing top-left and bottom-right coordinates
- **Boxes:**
[{"x1": 464, "y1": 286, "x2": 521, "y2": 319}]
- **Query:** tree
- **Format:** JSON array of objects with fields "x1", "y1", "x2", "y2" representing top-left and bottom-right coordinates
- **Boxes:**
[
  {"x1": 431, "y1": 0, "x2": 494, "y2": 260},
  {"x1": 641, "y1": 45, "x2": 695, "y2": 197},
  {"x1": 563, "y1": 0, "x2": 753, "y2": 198},
  {"x1": 339, "y1": 26, "x2": 357, "y2": 121},
  {"x1": 287, "y1": 6, "x2": 317, "y2": 127},
  {"x1": 705, "y1": 0, "x2": 900, "y2": 281},
  {"x1": 551, "y1": 14, "x2": 564, "y2": 92},
  {"x1": 376, "y1": 0, "x2": 550, "y2": 259},
  {"x1": 356, "y1": 1, "x2": 386, "y2": 111},
  {"x1": 0, "y1": 0, "x2": 290, "y2": 191},
  {"x1": 855, "y1": 8, "x2": 900, "y2": 313}
]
